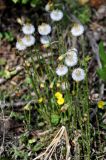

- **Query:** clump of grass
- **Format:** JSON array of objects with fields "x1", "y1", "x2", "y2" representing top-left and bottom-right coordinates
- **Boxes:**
[
  {"x1": 24, "y1": 23, "x2": 91, "y2": 158},
  {"x1": 1, "y1": 1, "x2": 105, "y2": 159}
]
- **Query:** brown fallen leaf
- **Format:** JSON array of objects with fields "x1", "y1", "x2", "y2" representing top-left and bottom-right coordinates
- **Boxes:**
[
  {"x1": 0, "y1": 0, "x2": 6, "y2": 10},
  {"x1": 90, "y1": 0, "x2": 106, "y2": 8},
  {"x1": 78, "y1": 0, "x2": 89, "y2": 5}
]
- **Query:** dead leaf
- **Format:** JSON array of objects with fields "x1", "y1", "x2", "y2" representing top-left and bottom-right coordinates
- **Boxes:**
[
  {"x1": 0, "y1": 0, "x2": 6, "y2": 10},
  {"x1": 78, "y1": 0, "x2": 89, "y2": 5},
  {"x1": 90, "y1": 0, "x2": 106, "y2": 8}
]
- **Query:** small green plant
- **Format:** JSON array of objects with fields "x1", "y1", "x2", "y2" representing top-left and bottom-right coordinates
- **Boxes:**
[
  {"x1": 77, "y1": 5, "x2": 91, "y2": 24},
  {"x1": 11, "y1": 145, "x2": 29, "y2": 160},
  {"x1": 0, "y1": 1, "x2": 105, "y2": 159},
  {"x1": 64, "y1": 0, "x2": 91, "y2": 24},
  {"x1": 0, "y1": 31, "x2": 14, "y2": 42},
  {"x1": 11, "y1": 0, "x2": 43, "y2": 7},
  {"x1": 97, "y1": 41, "x2": 106, "y2": 81},
  {"x1": 25, "y1": 29, "x2": 91, "y2": 157}
]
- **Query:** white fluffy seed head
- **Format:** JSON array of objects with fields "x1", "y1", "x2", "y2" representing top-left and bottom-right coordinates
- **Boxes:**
[
  {"x1": 22, "y1": 23, "x2": 35, "y2": 35},
  {"x1": 40, "y1": 35, "x2": 51, "y2": 44},
  {"x1": 22, "y1": 35, "x2": 35, "y2": 47},
  {"x1": 56, "y1": 65, "x2": 68, "y2": 76},
  {"x1": 65, "y1": 55, "x2": 78, "y2": 67},
  {"x1": 16, "y1": 39, "x2": 27, "y2": 51},
  {"x1": 38, "y1": 23, "x2": 51, "y2": 36},
  {"x1": 50, "y1": 9, "x2": 63, "y2": 21},
  {"x1": 70, "y1": 48, "x2": 78, "y2": 53},
  {"x1": 72, "y1": 68, "x2": 85, "y2": 82},
  {"x1": 66, "y1": 48, "x2": 78, "y2": 56},
  {"x1": 65, "y1": 49, "x2": 78, "y2": 67},
  {"x1": 71, "y1": 23, "x2": 84, "y2": 37}
]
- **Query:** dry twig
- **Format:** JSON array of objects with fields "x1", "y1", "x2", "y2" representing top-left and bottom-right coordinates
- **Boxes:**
[
  {"x1": 86, "y1": 31, "x2": 104, "y2": 99},
  {"x1": 33, "y1": 126, "x2": 71, "y2": 160}
]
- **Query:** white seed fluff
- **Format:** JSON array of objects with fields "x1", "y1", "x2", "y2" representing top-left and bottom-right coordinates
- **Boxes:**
[
  {"x1": 65, "y1": 50, "x2": 78, "y2": 67},
  {"x1": 22, "y1": 35, "x2": 35, "y2": 47},
  {"x1": 40, "y1": 35, "x2": 51, "y2": 44},
  {"x1": 38, "y1": 23, "x2": 51, "y2": 36},
  {"x1": 16, "y1": 40, "x2": 27, "y2": 51},
  {"x1": 50, "y1": 9, "x2": 63, "y2": 21},
  {"x1": 56, "y1": 65, "x2": 68, "y2": 76},
  {"x1": 69, "y1": 48, "x2": 78, "y2": 54},
  {"x1": 22, "y1": 24, "x2": 35, "y2": 35},
  {"x1": 71, "y1": 23, "x2": 84, "y2": 37},
  {"x1": 72, "y1": 68, "x2": 85, "y2": 82}
]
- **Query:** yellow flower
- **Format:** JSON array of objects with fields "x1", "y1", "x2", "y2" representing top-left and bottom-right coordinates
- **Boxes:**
[
  {"x1": 97, "y1": 101, "x2": 105, "y2": 109},
  {"x1": 38, "y1": 97, "x2": 43, "y2": 103},
  {"x1": 55, "y1": 92, "x2": 63, "y2": 99},
  {"x1": 57, "y1": 97, "x2": 64, "y2": 105}
]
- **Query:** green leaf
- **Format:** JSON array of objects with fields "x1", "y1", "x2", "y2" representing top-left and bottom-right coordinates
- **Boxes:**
[
  {"x1": 12, "y1": 0, "x2": 19, "y2": 3},
  {"x1": 99, "y1": 123, "x2": 106, "y2": 130},
  {"x1": 97, "y1": 67, "x2": 106, "y2": 81},
  {"x1": 0, "y1": 70, "x2": 12, "y2": 79},
  {"x1": 31, "y1": 0, "x2": 42, "y2": 7},
  {"x1": 33, "y1": 142, "x2": 44, "y2": 152},
  {"x1": 0, "y1": 32, "x2": 3, "y2": 39},
  {"x1": 99, "y1": 41, "x2": 106, "y2": 66},
  {"x1": 51, "y1": 114, "x2": 60, "y2": 126},
  {"x1": 25, "y1": 77, "x2": 32, "y2": 84},
  {"x1": 10, "y1": 111, "x2": 24, "y2": 120},
  {"x1": 4, "y1": 70, "x2": 11, "y2": 79},
  {"x1": 28, "y1": 138, "x2": 37, "y2": 144},
  {"x1": 22, "y1": 0, "x2": 29, "y2": 4},
  {"x1": 4, "y1": 32, "x2": 14, "y2": 42},
  {"x1": 0, "y1": 58, "x2": 6, "y2": 66}
]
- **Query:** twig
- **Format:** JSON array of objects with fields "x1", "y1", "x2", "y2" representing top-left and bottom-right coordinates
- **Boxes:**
[
  {"x1": 0, "y1": 66, "x2": 23, "y2": 85},
  {"x1": 33, "y1": 126, "x2": 71, "y2": 160},
  {"x1": 0, "y1": 52, "x2": 54, "y2": 86},
  {"x1": 0, "y1": 107, "x2": 5, "y2": 155},
  {"x1": 86, "y1": 31, "x2": 104, "y2": 100},
  {"x1": 35, "y1": 129, "x2": 52, "y2": 137},
  {"x1": 0, "y1": 100, "x2": 37, "y2": 109},
  {"x1": 0, "y1": 101, "x2": 27, "y2": 109},
  {"x1": 29, "y1": 52, "x2": 54, "y2": 62}
]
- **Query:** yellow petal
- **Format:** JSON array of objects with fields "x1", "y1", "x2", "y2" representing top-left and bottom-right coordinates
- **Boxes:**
[
  {"x1": 97, "y1": 101, "x2": 105, "y2": 109},
  {"x1": 57, "y1": 98, "x2": 64, "y2": 105},
  {"x1": 55, "y1": 92, "x2": 63, "y2": 99}
]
